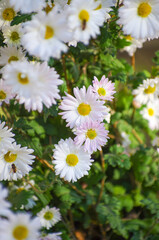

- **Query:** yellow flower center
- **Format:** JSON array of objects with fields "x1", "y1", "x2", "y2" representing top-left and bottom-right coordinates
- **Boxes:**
[
  {"x1": 45, "y1": 26, "x2": 54, "y2": 40},
  {"x1": 10, "y1": 32, "x2": 20, "y2": 42},
  {"x1": 79, "y1": 10, "x2": 90, "y2": 22},
  {"x1": 0, "y1": 90, "x2": 6, "y2": 100},
  {"x1": 18, "y1": 73, "x2": 29, "y2": 85},
  {"x1": 67, "y1": 0, "x2": 72, "y2": 4},
  {"x1": 95, "y1": 4, "x2": 102, "y2": 10},
  {"x1": 148, "y1": 108, "x2": 154, "y2": 116},
  {"x1": 43, "y1": 211, "x2": 53, "y2": 220},
  {"x1": 125, "y1": 35, "x2": 133, "y2": 41},
  {"x1": 78, "y1": 103, "x2": 91, "y2": 116},
  {"x1": 144, "y1": 85, "x2": 156, "y2": 94},
  {"x1": 4, "y1": 151, "x2": 17, "y2": 163},
  {"x1": 137, "y1": 2, "x2": 152, "y2": 18},
  {"x1": 66, "y1": 154, "x2": 79, "y2": 167},
  {"x1": 2, "y1": 8, "x2": 15, "y2": 21},
  {"x1": 98, "y1": 87, "x2": 106, "y2": 96},
  {"x1": 44, "y1": 3, "x2": 54, "y2": 14},
  {"x1": 8, "y1": 56, "x2": 19, "y2": 63},
  {"x1": 86, "y1": 129, "x2": 97, "y2": 140},
  {"x1": 12, "y1": 225, "x2": 29, "y2": 240}
]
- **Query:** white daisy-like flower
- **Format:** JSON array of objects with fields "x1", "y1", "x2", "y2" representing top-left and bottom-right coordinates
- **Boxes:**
[
  {"x1": 0, "y1": 213, "x2": 40, "y2": 240},
  {"x1": 0, "y1": 79, "x2": 15, "y2": 105},
  {"x1": 0, "y1": 184, "x2": 11, "y2": 217},
  {"x1": 140, "y1": 100, "x2": 159, "y2": 130},
  {"x1": 59, "y1": 86, "x2": 107, "y2": 129},
  {"x1": 74, "y1": 120, "x2": 109, "y2": 153},
  {"x1": 0, "y1": 142, "x2": 35, "y2": 181},
  {"x1": 67, "y1": 0, "x2": 105, "y2": 44},
  {"x1": 9, "y1": 0, "x2": 46, "y2": 14},
  {"x1": 53, "y1": 138, "x2": 94, "y2": 182},
  {"x1": 92, "y1": 75, "x2": 116, "y2": 101},
  {"x1": 0, "y1": 46, "x2": 25, "y2": 66},
  {"x1": 121, "y1": 35, "x2": 145, "y2": 57},
  {"x1": 0, "y1": 0, "x2": 16, "y2": 25},
  {"x1": 37, "y1": 206, "x2": 61, "y2": 230},
  {"x1": 117, "y1": 0, "x2": 159, "y2": 40},
  {"x1": 2, "y1": 24, "x2": 22, "y2": 46},
  {"x1": 0, "y1": 122, "x2": 15, "y2": 154},
  {"x1": 39, "y1": 232, "x2": 62, "y2": 240},
  {"x1": 133, "y1": 78, "x2": 159, "y2": 105},
  {"x1": 21, "y1": 11, "x2": 71, "y2": 60},
  {"x1": 3, "y1": 61, "x2": 63, "y2": 112}
]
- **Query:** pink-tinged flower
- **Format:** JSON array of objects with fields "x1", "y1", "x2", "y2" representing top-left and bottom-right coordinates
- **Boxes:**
[
  {"x1": 59, "y1": 86, "x2": 107, "y2": 129},
  {"x1": 74, "y1": 120, "x2": 109, "y2": 153},
  {"x1": 0, "y1": 79, "x2": 15, "y2": 105},
  {"x1": 92, "y1": 75, "x2": 116, "y2": 101}
]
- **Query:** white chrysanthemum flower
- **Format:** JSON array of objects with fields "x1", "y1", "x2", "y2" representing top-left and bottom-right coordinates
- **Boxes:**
[
  {"x1": 0, "y1": 0, "x2": 16, "y2": 25},
  {"x1": 67, "y1": 0, "x2": 105, "y2": 44},
  {"x1": 0, "y1": 79, "x2": 15, "y2": 105},
  {"x1": 0, "y1": 122, "x2": 15, "y2": 154},
  {"x1": 39, "y1": 232, "x2": 62, "y2": 240},
  {"x1": 121, "y1": 35, "x2": 145, "y2": 57},
  {"x1": 53, "y1": 138, "x2": 94, "y2": 182},
  {"x1": 0, "y1": 184, "x2": 11, "y2": 217},
  {"x1": 0, "y1": 46, "x2": 25, "y2": 66},
  {"x1": 37, "y1": 206, "x2": 61, "y2": 230},
  {"x1": 0, "y1": 142, "x2": 35, "y2": 181},
  {"x1": 2, "y1": 24, "x2": 22, "y2": 46},
  {"x1": 140, "y1": 100, "x2": 159, "y2": 130},
  {"x1": 133, "y1": 78, "x2": 159, "y2": 105},
  {"x1": 74, "y1": 120, "x2": 109, "y2": 153},
  {"x1": 59, "y1": 86, "x2": 107, "y2": 129},
  {"x1": 0, "y1": 213, "x2": 40, "y2": 240},
  {"x1": 3, "y1": 61, "x2": 63, "y2": 112},
  {"x1": 21, "y1": 11, "x2": 71, "y2": 60},
  {"x1": 117, "y1": 0, "x2": 159, "y2": 40},
  {"x1": 92, "y1": 75, "x2": 116, "y2": 101},
  {"x1": 9, "y1": 0, "x2": 46, "y2": 14}
]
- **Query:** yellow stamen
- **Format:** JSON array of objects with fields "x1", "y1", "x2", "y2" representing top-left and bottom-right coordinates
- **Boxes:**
[
  {"x1": 86, "y1": 129, "x2": 97, "y2": 140},
  {"x1": 12, "y1": 225, "x2": 29, "y2": 240},
  {"x1": 45, "y1": 26, "x2": 54, "y2": 40},
  {"x1": 18, "y1": 73, "x2": 29, "y2": 85},
  {"x1": 148, "y1": 108, "x2": 154, "y2": 116},
  {"x1": 77, "y1": 103, "x2": 91, "y2": 116},
  {"x1": 144, "y1": 85, "x2": 156, "y2": 94},
  {"x1": 8, "y1": 56, "x2": 19, "y2": 63},
  {"x1": 0, "y1": 90, "x2": 6, "y2": 100},
  {"x1": 4, "y1": 151, "x2": 17, "y2": 163},
  {"x1": 79, "y1": 10, "x2": 90, "y2": 22},
  {"x1": 138, "y1": 2, "x2": 152, "y2": 18},
  {"x1": 66, "y1": 154, "x2": 79, "y2": 167},
  {"x1": 98, "y1": 87, "x2": 106, "y2": 96},
  {"x1": 10, "y1": 32, "x2": 20, "y2": 42},
  {"x1": 43, "y1": 211, "x2": 53, "y2": 220},
  {"x1": 2, "y1": 8, "x2": 15, "y2": 21}
]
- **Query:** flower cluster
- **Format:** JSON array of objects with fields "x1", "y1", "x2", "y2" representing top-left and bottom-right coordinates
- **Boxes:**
[{"x1": 53, "y1": 75, "x2": 115, "y2": 182}]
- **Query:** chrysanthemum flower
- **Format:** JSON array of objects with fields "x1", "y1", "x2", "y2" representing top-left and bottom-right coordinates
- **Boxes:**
[
  {"x1": 39, "y1": 232, "x2": 62, "y2": 240},
  {"x1": 74, "y1": 120, "x2": 109, "y2": 153},
  {"x1": 0, "y1": 0, "x2": 16, "y2": 25},
  {"x1": 140, "y1": 100, "x2": 159, "y2": 130},
  {"x1": 0, "y1": 184, "x2": 11, "y2": 217},
  {"x1": 0, "y1": 46, "x2": 25, "y2": 66},
  {"x1": 117, "y1": 0, "x2": 159, "y2": 40},
  {"x1": 9, "y1": 0, "x2": 46, "y2": 13},
  {"x1": 0, "y1": 79, "x2": 15, "y2": 105},
  {"x1": 0, "y1": 213, "x2": 40, "y2": 240},
  {"x1": 37, "y1": 206, "x2": 61, "y2": 230},
  {"x1": 2, "y1": 24, "x2": 22, "y2": 46},
  {"x1": 133, "y1": 78, "x2": 159, "y2": 105},
  {"x1": 59, "y1": 86, "x2": 107, "y2": 129},
  {"x1": 0, "y1": 122, "x2": 15, "y2": 154},
  {"x1": 0, "y1": 142, "x2": 35, "y2": 181},
  {"x1": 67, "y1": 0, "x2": 105, "y2": 44},
  {"x1": 3, "y1": 61, "x2": 63, "y2": 112},
  {"x1": 92, "y1": 75, "x2": 116, "y2": 101},
  {"x1": 53, "y1": 138, "x2": 94, "y2": 182},
  {"x1": 21, "y1": 11, "x2": 71, "y2": 60}
]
